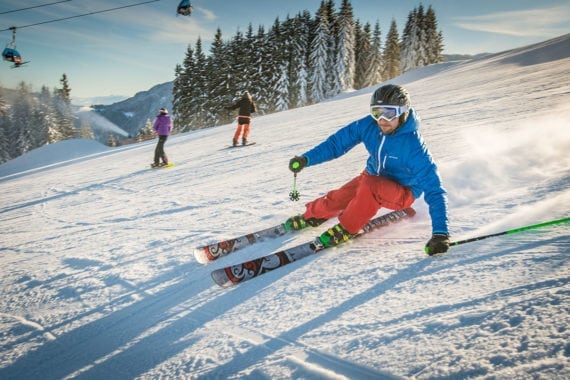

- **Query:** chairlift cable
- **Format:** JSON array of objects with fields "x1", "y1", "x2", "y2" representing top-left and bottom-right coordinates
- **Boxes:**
[
  {"x1": 0, "y1": 0, "x2": 73, "y2": 15},
  {"x1": 0, "y1": 0, "x2": 161, "y2": 32}
]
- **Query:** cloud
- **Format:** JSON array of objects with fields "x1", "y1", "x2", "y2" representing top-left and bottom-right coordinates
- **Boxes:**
[
  {"x1": 453, "y1": 6, "x2": 570, "y2": 37},
  {"x1": 195, "y1": 6, "x2": 218, "y2": 22},
  {"x1": 147, "y1": 18, "x2": 212, "y2": 44},
  {"x1": 90, "y1": 4, "x2": 217, "y2": 44}
]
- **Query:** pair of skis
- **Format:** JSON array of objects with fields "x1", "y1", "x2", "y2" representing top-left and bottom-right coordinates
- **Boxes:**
[{"x1": 194, "y1": 208, "x2": 416, "y2": 287}]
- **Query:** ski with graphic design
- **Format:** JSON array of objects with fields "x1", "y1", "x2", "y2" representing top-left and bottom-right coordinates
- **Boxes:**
[
  {"x1": 194, "y1": 221, "x2": 291, "y2": 264},
  {"x1": 210, "y1": 208, "x2": 416, "y2": 287}
]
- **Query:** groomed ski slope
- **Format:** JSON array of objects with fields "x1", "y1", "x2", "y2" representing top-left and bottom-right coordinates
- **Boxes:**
[{"x1": 0, "y1": 34, "x2": 569, "y2": 379}]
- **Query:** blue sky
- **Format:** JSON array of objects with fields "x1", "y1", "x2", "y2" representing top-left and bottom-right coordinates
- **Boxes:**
[{"x1": 1, "y1": 0, "x2": 568, "y2": 99}]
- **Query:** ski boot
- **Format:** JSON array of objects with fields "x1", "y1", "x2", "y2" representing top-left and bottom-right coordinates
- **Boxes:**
[
  {"x1": 317, "y1": 223, "x2": 354, "y2": 248},
  {"x1": 233, "y1": 139, "x2": 238, "y2": 147},
  {"x1": 242, "y1": 138, "x2": 248, "y2": 146},
  {"x1": 285, "y1": 214, "x2": 327, "y2": 231}
]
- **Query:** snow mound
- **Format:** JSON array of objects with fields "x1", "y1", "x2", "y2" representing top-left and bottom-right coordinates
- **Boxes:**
[{"x1": 0, "y1": 139, "x2": 110, "y2": 179}]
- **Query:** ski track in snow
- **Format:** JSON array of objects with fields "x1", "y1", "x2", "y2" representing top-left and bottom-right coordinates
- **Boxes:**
[{"x1": 0, "y1": 34, "x2": 569, "y2": 379}]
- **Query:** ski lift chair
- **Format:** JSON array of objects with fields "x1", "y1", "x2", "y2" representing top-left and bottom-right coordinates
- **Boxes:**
[
  {"x1": 177, "y1": 0, "x2": 192, "y2": 16},
  {"x1": 2, "y1": 27, "x2": 26, "y2": 67}
]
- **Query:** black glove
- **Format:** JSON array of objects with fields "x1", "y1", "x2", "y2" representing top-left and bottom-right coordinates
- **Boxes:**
[
  {"x1": 425, "y1": 234, "x2": 450, "y2": 256},
  {"x1": 289, "y1": 156, "x2": 307, "y2": 173}
]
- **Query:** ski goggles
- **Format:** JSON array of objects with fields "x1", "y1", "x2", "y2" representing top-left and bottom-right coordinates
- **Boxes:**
[{"x1": 370, "y1": 105, "x2": 408, "y2": 121}]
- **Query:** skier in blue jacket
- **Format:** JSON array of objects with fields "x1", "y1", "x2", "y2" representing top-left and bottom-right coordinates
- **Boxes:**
[{"x1": 288, "y1": 84, "x2": 450, "y2": 255}]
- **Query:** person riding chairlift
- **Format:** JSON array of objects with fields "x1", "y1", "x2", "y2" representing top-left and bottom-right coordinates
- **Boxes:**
[
  {"x1": 177, "y1": 0, "x2": 192, "y2": 16},
  {"x1": 2, "y1": 47, "x2": 22, "y2": 65}
]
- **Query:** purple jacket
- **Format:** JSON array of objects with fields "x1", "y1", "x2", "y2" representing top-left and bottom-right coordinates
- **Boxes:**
[{"x1": 153, "y1": 114, "x2": 172, "y2": 136}]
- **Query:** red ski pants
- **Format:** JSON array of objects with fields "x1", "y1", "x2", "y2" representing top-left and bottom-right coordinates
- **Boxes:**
[
  {"x1": 233, "y1": 123, "x2": 250, "y2": 141},
  {"x1": 303, "y1": 172, "x2": 414, "y2": 234},
  {"x1": 233, "y1": 116, "x2": 251, "y2": 141}
]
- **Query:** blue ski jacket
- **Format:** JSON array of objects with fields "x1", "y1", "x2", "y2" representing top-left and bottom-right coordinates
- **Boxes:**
[{"x1": 302, "y1": 108, "x2": 449, "y2": 235}]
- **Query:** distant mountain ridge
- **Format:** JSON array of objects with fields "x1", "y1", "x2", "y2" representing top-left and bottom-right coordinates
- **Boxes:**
[
  {"x1": 92, "y1": 82, "x2": 173, "y2": 138},
  {"x1": 72, "y1": 95, "x2": 129, "y2": 106}
]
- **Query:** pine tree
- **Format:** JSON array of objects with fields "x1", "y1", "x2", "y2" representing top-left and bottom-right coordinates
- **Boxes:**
[
  {"x1": 137, "y1": 119, "x2": 154, "y2": 141},
  {"x1": 173, "y1": 44, "x2": 197, "y2": 132},
  {"x1": 383, "y1": 19, "x2": 401, "y2": 80},
  {"x1": 192, "y1": 38, "x2": 209, "y2": 129},
  {"x1": 9, "y1": 82, "x2": 35, "y2": 158},
  {"x1": 400, "y1": 9, "x2": 417, "y2": 73},
  {"x1": 78, "y1": 118, "x2": 95, "y2": 139},
  {"x1": 425, "y1": 5, "x2": 444, "y2": 64},
  {"x1": 367, "y1": 21, "x2": 384, "y2": 86},
  {"x1": 294, "y1": 11, "x2": 313, "y2": 107},
  {"x1": 0, "y1": 90, "x2": 11, "y2": 163},
  {"x1": 353, "y1": 21, "x2": 373, "y2": 89},
  {"x1": 325, "y1": 0, "x2": 341, "y2": 98},
  {"x1": 400, "y1": 4, "x2": 443, "y2": 72},
  {"x1": 262, "y1": 18, "x2": 285, "y2": 113},
  {"x1": 415, "y1": 4, "x2": 428, "y2": 68},
  {"x1": 336, "y1": 0, "x2": 356, "y2": 91},
  {"x1": 309, "y1": 2, "x2": 332, "y2": 103},
  {"x1": 172, "y1": 63, "x2": 186, "y2": 129},
  {"x1": 227, "y1": 30, "x2": 248, "y2": 95},
  {"x1": 38, "y1": 86, "x2": 61, "y2": 144},
  {"x1": 31, "y1": 91, "x2": 49, "y2": 149},
  {"x1": 107, "y1": 134, "x2": 116, "y2": 147},
  {"x1": 252, "y1": 25, "x2": 268, "y2": 114},
  {"x1": 273, "y1": 63, "x2": 288, "y2": 111},
  {"x1": 205, "y1": 28, "x2": 233, "y2": 126},
  {"x1": 242, "y1": 24, "x2": 259, "y2": 94},
  {"x1": 270, "y1": 17, "x2": 289, "y2": 111},
  {"x1": 280, "y1": 15, "x2": 301, "y2": 109},
  {"x1": 53, "y1": 74, "x2": 75, "y2": 140}
]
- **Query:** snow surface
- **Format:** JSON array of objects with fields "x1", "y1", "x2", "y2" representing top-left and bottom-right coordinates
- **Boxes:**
[{"x1": 1, "y1": 34, "x2": 569, "y2": 379}]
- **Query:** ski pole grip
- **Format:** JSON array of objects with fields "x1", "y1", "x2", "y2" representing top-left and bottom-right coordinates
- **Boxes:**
[{"x1": 289, "y1": 156, "x2": 307, "y2": 173}]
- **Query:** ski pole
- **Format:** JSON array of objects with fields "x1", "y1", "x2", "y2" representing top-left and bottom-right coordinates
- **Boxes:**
[
  {"x1": 289, "y1": 172, "x2": 300, "y2": 201},
  {"x1": 450, "y1": 216, "x2": 570, "y2": 247}
]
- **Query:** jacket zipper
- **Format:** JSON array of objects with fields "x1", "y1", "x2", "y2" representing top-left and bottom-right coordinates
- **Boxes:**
[{"x1": 377, "y1": 135, "x2": 386, "y2": 175}]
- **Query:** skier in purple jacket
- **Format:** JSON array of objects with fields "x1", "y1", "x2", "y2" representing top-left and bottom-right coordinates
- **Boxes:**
[{"x1": 151, "y1": 108, "x2": 172, "y2": 167}]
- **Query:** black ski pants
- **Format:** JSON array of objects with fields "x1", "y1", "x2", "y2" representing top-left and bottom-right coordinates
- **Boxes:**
[{"x1": 154, "y1": 135, "x2": 168, "y2": 164}]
